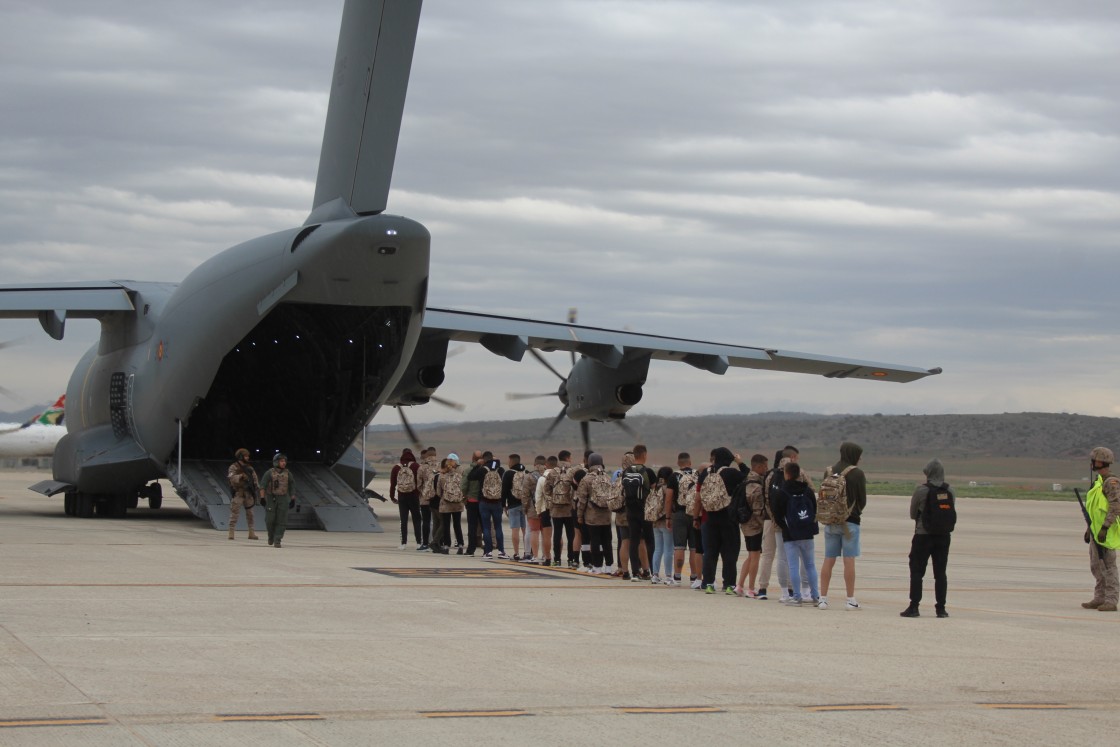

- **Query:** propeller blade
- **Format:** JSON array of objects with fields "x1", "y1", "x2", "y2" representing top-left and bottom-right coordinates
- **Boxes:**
[
  {"x1": 613, "y1": 419, "x2": 637, "y2": 438},
  {"x1": 0, "y1": 384, "x2": 18, "y2": 401},
  {"x1": 528, "y1": 348, "x2": 567, "y2": 382},
  {"x1": 0, "y1": 339, "x2": 24, "y2": 351},
  {"x1": 397, "y1": 407, "x2": 422, "y2": 451},
  {"x1": 580, "y1": 420, "x2": 591, "y2": 457},
  {"x1": 505, "y1": 392, "x2": 558, "y2": 401},
  {"x1": 567, "y1": 308, "x2": 578, "y2": 367},
  {"x1": 542, "y1": 405, "x2": 568, "y2": 440},
  {"x1": 430, "y1": 395, "x2": 466, "y2": 411}
]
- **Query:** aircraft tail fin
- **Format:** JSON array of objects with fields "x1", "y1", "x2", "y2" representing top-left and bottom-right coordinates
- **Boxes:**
[
  {"x1": 311, "y1": 0, "x2": 423, "y2": 217},
  {"x1": 21, "y1": 394, "x2": 65, "y2": 429}
]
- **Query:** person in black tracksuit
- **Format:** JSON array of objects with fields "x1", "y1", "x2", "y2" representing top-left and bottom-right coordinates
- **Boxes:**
[{"x1": 697, "y1": 446, "x2": 745, "y2": 592}]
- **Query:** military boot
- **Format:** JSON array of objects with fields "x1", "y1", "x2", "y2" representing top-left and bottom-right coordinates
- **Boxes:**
[
  {"x1": 1082, "y1": 600, "x2": 1103, "y2": 609},
  {"x1": 247, "y1": 531, "x2": 259, "y2": 540},
  {"x1": 228, "y1": 527, "x2": 235, "y2": 540},
  {"x1": 1098, "y1": 602, "x2": 1118, "y2": 612}
]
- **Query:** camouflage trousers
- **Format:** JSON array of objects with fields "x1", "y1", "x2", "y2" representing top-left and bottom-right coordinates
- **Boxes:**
[
  {"x1": 1089, "y1": 544, "x2": 1118, "y2": 605},
  {"x1": 229, "y1": 492, "x2": 256, "y2": 531}
]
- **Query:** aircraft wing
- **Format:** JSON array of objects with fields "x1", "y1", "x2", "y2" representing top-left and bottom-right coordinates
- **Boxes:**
[
  {"x1": 422, "y1": 307, "x2": 941, "y2": 383},
  {"x1": 0, "y1": 281, "x2": 139, "y2": 339}
]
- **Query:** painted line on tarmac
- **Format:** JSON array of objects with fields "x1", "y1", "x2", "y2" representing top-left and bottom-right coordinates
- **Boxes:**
[
  {"x1": 977, "y1": 703, "x2": 1079, "y2": 710},
  {"x1": 420, "y1": 710, "x2": 530, "y2": 719},
  {"x1": 805, "y1": 704, "x2": 906, "y2": 712},
  {"x1": 215, "y1": 713, "x2": 324, "y2": 722},
  {"x1": 0, "y1": 717, "x2": 109, "y2": 728},
  {"x1": 616, "y1": 706, "x2": 724, "y2": 715}
]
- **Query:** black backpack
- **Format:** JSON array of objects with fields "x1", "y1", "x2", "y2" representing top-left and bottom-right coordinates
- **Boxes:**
[
  {"x1": 784, "y1": 484, "x2": 817, "y2": 541},
  {"x1": 620, "y1": 466, "x2": 649, "y2": 509},
  {"x1": 731, "y1": 480, "x2": 753, "y2": 524},
  {"x1": 921, "y1": 482, "x2": 956, "y2": 535},
  {"x1": 767, "y1": 467, "x2": 786, "y2": 516}
]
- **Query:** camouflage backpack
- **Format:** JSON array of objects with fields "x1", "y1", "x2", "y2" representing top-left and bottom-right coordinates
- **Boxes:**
[
  {"x1": 675, "y1": 470, "x2": 698, "y2": 512},
  {"x1": 817, "y1": 465, "x2": 857, "y2": 526},
  {"x1": 481, "y1": 466, "x2": 503, "y2": 500},
  {"x1": 550, "y1": 464, "x2": 575, "y2": 506},
  {"x1": 699, "y1": 467, "x2": 732, "y2": 512},
  {"x1": 417, "y1": 460, "x2": 436, "y2": 501},
  {"x1": 440, "y1": 467, "x2": 464, "y2": 505},
  {"x1": 587, "y1": 469, "x2": 614, "y2": 508},
  {"x1": 396, "y1": 463, "x2": 417, "y2": 494},
  {"x1": 516, "y1": 470, "x2": 539, "y2": 504},
  {"x1": 644, "y1": 482, "x2": 666, "y2": 522}
]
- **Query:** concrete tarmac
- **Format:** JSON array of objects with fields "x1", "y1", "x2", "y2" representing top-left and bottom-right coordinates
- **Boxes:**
[{"x1": 0, "y1": 470, "x2": 1117, "y2": 746}]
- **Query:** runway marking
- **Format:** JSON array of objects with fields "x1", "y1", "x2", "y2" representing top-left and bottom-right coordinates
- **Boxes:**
[
  {"x1": 977, "y1": 703, "x2": 1079, "y2": 710},
  {"x1": 616, "y1": 706, "x2": 724, "y2": 714},
  {"x1": 355, "y1": 567, "x2": 558, "y2": 579},
  {"x1": 215, "y1": 712, "x2": 324, "y2": 722},
  {"x1": 0, "y1": 717, "x2": 109, "y2": 728},
  {"x1": 805, "y1": 704, "x2": 906, "y2": 712},
  {"x1": 420, "y1": 709, "x2": 530, "y2": 718}
]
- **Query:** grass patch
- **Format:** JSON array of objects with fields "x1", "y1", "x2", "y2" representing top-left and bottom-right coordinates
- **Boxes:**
[{"x1": 867, "y1": 480, "x2": 1079, "y2": 502}]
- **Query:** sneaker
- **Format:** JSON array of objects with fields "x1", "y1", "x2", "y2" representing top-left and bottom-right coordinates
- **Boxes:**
[
  {"x1": 482, "y1": 552, "x2": 493, "y2": 560},
  {"x1": 817, "y1": 599, "x2": 829, "y2": 610},
  {"x1": 398, "y1": 543, "x2": 408, "y2": 550},
  {"x1": 783, "y1": 597, "x2": 802, "y2": 606},
  {"x1": 690, "y1": 578, "x2": 702, "y2": 590},
  {"x1": 845, "y1": 599, "x2": 861, "y2": 611},
  {"x1": 640, "y1": 569, "x2": 652, "y2": 581},
  {"x1": 936, "y1": 607, "x2": 951, "y2": 618},
  {"x1": 779, "y1": 593, "x2": 790, "y2": 603},
  {"x1": 733, "y1": 585, "x2": 745, "y2": 597},
  {"x1": 666, "y1": 578, "x2": 680, "y2": 587},
  {"x1": 744, "y1": 589, "x2": 759, "y2": 600},
  {"x1": 630, "y1": 574, "x2": 643, "y2": 583},
  {"x1": 704, "y1": 584, "x2": 716, "y2": 594},
  {"x1": 456, "y1": 547, "x2": 464, "y2": 556},
  {"x1": 900, "y1": 607, "x2": 919, "y2": 617},
  {"x1": 568, "y1": 559, "x2": 579, "y2": 569},
  {"x1": 496, "y1": 551, "x2": 510, "y2": 560},
  {"x1": 801, "y1": 586, "x2": 811, "y2": 601},
  {"x1": 724, "y1": 586, "x2": 737, "y2": 596},
  {"x1": 650, "y1": 574, "x2": 661, "y2": 585},
  {"x1": 756, "y1": 588, "x2": 768, "y2": 600}
]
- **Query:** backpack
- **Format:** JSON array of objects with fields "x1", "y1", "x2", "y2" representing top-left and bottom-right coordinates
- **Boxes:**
[
  {"x1": 817, "y1": 465, "x2": 857, "y2": 526},
  {"x1": 440, "y1": 467, "x2": 464, "y2": 505},
  {"x1": 699, "y1": 467, "x2": 732, "y2": 512},
  {"x1": 588, "y1": 470, "x2": 615, "y2": 509},
  {"x1": 784, "y1": 484, "x2": 817, "y2": 541},
  {"x1": 675, "y1": 470, "x2": 698, "y2": 510},
  {"x1": 418, "y1": 461, "x2": 436, "y2": 501},
  {"x1": 550, "y1": 464, "x2": 575, "y2": 505},
  {"x1": 620, "y1": 466, "x2": 650, "y2": 509},
  {"x1": 766, "y1": 468, "x2": 786, "y2": 518},
  {"x1": 515, "y1": 470, "x2": 539, "y2": 504},
  {"x1": 921, "y1": 482, "x2": 956, "y2": 535},
  {"x1": 731, "y1": 480, "x2": 752, "y2": 524},
  {"x1": 396, "y1": 463, "x2": 417, "y2": 494},
  {"x1": 644, "y1": 482, "x2": 666, "y2": 522},
  {"x1": 481, "y1": 466, "x2": 503, "y2": 500}
]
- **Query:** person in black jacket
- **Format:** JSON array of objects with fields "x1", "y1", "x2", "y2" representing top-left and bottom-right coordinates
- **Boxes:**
[
  {"x1": 771, "y1": 462, "x2": 819, "y2": 606},
  {"x1": 697, "y1": 446, "x2": 745, "y2": 594}
]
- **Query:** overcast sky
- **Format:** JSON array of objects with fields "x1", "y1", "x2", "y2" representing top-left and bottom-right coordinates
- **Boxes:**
[{"x1": 1, "y1": 0, "x2": 1118, "y2": 426}]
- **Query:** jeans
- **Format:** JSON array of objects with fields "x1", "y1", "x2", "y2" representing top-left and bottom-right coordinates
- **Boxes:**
[
  {"x1": 479, "y1": 500, "x2": 504, "y2": 554},
  {"x1": 785, "y1": 539, "x2": 819, "y2": 601},
  {"x1": 652, "y1": 525, "x2": 673, "y2": 578}
]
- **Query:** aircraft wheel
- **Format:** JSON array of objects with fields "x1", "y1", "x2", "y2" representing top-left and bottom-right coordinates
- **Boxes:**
[
  {"x1": 64, "y1": 493, "x2": 76, "y2": 516},
  {"x1": 126, "y1": 493, "x2": 139, "y2": 510},
  {"x1": 149, "y1": 496, "x2": 163, "y2": 510},
  {"x1": 76, "y1": 493, "x2": 94, "y2": 518}
]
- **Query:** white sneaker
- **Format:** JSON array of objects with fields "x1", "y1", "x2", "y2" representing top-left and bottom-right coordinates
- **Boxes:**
[
  {"x1": 650, "y1": 574, "x2": 661, "y2": 585},
  {"x1": 779, "y1": 593, "x2": 791, "y2": 602},
  {"x1": 690, "y1": 578, "x2": 703, "y2": 590},
  {"x1": 398, "y1": 544, "x2": 408, "y2": 550},
  {"x1": 846, "y1": 599, "x2": 861, "y2": 611},
  {"x1": 801, "y1": 586, "x2": 811, "y2": 600},
  {"x1": 666, "y1": 578, "x2": 680, "y2": 587},
  {"x1": 817, "y1": 599, "x2": 829, "y2": 610}
]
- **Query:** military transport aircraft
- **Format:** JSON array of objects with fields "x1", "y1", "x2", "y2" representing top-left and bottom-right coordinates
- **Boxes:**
[
  {"x1": 0, "y1": 0, "x2": 939, "y2": 531},
  {"x1": 0, "y1": 395, "x2": 66, "y2": 459}
]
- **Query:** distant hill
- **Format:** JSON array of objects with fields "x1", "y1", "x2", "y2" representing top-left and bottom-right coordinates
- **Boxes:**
[{"x1": 370, "y1": 411, "x2": 1120, "y2": 464}]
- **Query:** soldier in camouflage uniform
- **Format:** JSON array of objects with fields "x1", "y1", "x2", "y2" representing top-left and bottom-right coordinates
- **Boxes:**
[
  {"x1": 227, "y1": 448, "x2": 260, "y2": 541},
  {"x1": 259, "y1": 453, "x2": 295, "y2": 548},
  {"x1": 1083, "y1": 446, "x2": 1120, "y2": 612}
]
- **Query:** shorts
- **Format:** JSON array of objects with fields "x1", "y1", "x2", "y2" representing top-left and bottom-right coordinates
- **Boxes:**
[
  {"x1": 616, "y1": 524, "x2": 630, "y2": 542},
  {"x1": 507, "y1": 505, "x2": 527, "y2": 531},
  {"x1": 823, "y1": 522, "x2": 861, "y2": 558},
  {"x1": 742, "y1": 532, "x2": 762, "y2": 552},
  {"x1": 539, "y1": 510, "x2": 552, "y2": 529}
]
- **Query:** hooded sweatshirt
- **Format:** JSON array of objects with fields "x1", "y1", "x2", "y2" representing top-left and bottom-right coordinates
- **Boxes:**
[
  {"x1": 390, "y1": 449, "x2": 419, "y2": 499},
  {"x1": 698, "y1": 447, "x2": 745, "y2": 508},
  {"x1": 910, "y1": 458, "x2": 954, "y2": 536},
  {"x1": 831, "y1": 441, "x2": 867, "y2": 525}
]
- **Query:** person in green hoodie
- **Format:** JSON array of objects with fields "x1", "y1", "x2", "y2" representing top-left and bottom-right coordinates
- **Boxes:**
[{"x1": 818, "y1": 442, "x2": 866, "y2": 611}]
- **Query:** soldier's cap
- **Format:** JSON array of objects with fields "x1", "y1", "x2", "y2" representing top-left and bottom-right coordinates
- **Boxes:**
[{"x1": 235, "y1": 447, "x2": 250, "y2": 459}]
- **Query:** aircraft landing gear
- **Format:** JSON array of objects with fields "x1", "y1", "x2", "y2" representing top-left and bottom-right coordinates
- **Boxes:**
[{"x1": 140, "y1": 482, "x2": 163, "y2": 509}]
